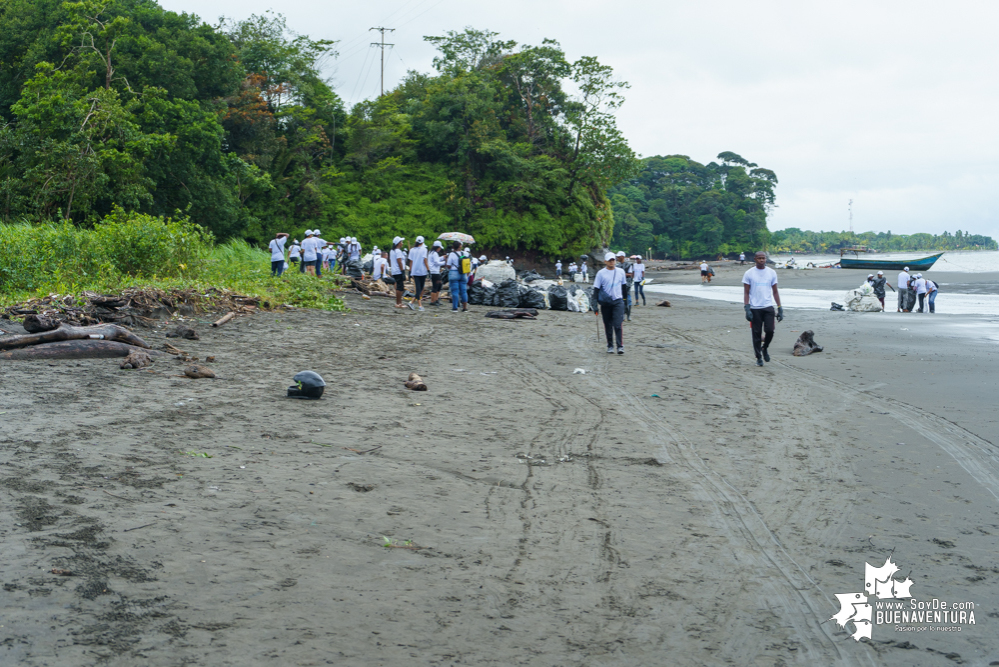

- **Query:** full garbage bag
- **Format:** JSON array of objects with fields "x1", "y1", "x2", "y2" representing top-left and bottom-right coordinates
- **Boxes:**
[{"x1": 496, "y1": 279, "x2": 522, "y2": 309}]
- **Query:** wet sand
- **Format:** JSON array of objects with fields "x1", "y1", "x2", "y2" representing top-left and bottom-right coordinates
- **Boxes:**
[{"x1": 1, "y1": 291, "x2": 998, "y2": 666}]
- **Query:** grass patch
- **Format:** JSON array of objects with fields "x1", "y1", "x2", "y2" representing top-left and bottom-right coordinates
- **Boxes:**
[{"x1": 0, "y1": 210, "x2": 346, "y2": 312}]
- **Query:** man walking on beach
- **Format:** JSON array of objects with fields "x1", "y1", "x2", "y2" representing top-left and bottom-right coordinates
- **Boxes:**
[
  {"x1": 555, "y1": 260, "x2": 562, "y2": 278},
  {"x1": 581, "y1": 260, "x2": 588, "y2": 283},
  {"x1": 633, "y1": 256, "x2": 646, "y2": 305},
  {"x1": 268, "y1": 232, "x2": 289, "y2": 277},
  {"x1": 897, "y1": 267, "x2": 910, "y2": 311},
  {"x1": 593, "y1": 252, "x2": 627, "y2": 354},
  {"x1": 743, "y1": 251, "x2": 783, "y2": 366},
  {"x1": 740, "y1": 252, "x2": 746, "y2": 265}
]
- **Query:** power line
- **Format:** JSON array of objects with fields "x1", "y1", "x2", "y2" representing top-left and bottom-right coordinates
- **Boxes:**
[{"x1": 369, "y1": 27, "x2": 395, "y2": 97}]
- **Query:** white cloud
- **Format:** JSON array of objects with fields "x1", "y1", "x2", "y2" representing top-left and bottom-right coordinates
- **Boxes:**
[{"x1": 159, "y1": 0, "x2": 999, "y2": 240}]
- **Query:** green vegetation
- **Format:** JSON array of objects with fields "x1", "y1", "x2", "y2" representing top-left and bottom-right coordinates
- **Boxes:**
[
  {"x1": 0, "y1": 1, "x2": 635, "y2": 256},
  {"x1": 770, "y1": 228, "x2": 997, "y2": 254},
  {"x1": 608, "y1": 153, "x2": 775, "y2": 259},
  {"x1": 0, "y1": 209, "x2": 346, "y2": 310}
]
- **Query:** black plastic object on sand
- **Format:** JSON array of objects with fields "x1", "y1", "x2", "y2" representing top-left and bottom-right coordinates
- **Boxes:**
[
  {"x1": 288, "y1": 370, "x2": 326, "y2": 400},
  {"x1": 520, "y1": 288, "x2": 547, "y2": 309},
  {"x1": 547, "y1": 285, "x2": 568, "y2": 310},
  {"x1": 496, "y1": 279, "x2": 521, "y2": 308},
  {"x1": 518, "y1": 269, "x2": 543, "y2": 283},
  {"x1": 344, "y1": 259, "x2": 364, "y2": 279},
  {"x1": 362, "y1": 259, "x2": 374, "y2": 273},
  {"x1": 467, "y1": 281, "x2": 486, "y2": 305}
]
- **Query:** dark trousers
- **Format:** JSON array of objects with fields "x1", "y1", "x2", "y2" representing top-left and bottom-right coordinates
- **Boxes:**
[
  {"x1": 917, "y1": 293, "x2": 925, "y2": 313},
  {"x1": 622, "y1": 284, "x2": 632, "y2": 318},
  {"x1": 413, "y1": 275, "x2": 427, "y2": 300},
  {"x1": 314, "y1": 258, "x2": 322, "y2": 277},
  {"x1": 600, "y1": 299, "x2": 625, "y2": 348},
  {"x1": 298, "y1": 258, "x2": 306, "y2": 273},
  {"x1": 634, "y1": 282, "x2": 645, "y2": 305},
  {"x1": 271, "y1": 259, "x2": 284, "y2": 277},
  {"x1": 750, "y1": 307, "x2": 775, "y2": 359}
]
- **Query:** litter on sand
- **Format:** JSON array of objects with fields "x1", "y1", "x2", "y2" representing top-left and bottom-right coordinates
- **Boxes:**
[{"x1": 573, "y1": 368, "x2": 586, "y2": 374}]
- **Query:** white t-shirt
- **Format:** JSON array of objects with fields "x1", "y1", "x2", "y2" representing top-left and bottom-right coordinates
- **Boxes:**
[
  {"x1": 740, "y1": 253, "x2": 745, "y2": 260},
  {"x1": 408, "y1": 245, "x2": 429, "y2": 276},
  {"x1": 389, "y1": 248, "x2": 406, "y2": 275},
  {"x1": 268, "y1": 238, "x2": 286, "y2": 261},
  {"x1": 349, "y1": 242, "x2": 361, "y2": 260},
  {"x1": 446, "y1": 251, "x2": 462, "y2": 271},
  {"x1": 700, "y1": 263, "x2": 708, "y2": 272},
  {"x1": 742, "y1": 266, "x2": 779, "y2": 308},
  {"x1": 914, "y1": 278, "x2": 927, "y2": 294},
  {"x1": 897, "y1": 272, "x2": 910, "y2": 289},
  {"x1": 372, "y1": 256, "x2": 388, "y2": 280},
  {"x1": 926, "y1": 280, "x2": 937, "y2": 292},
  {"x1": 289, "y1": 243, "x2": 301, "y2": 259},
  {"x1": 593, "y1": 267, "x2": 626, "y2": 302},
  {"x1": 301, "y1": 237, "x2": 319, "y2": 262},
  {"x1": 556, "y1": 262, "x2": 562, "y2": 271},
  {"x1": 633, "y1": 263, "x2": 645, "y2": 281},
  {"x1": 581, "y1": 262, "x2": 588, "y2": 274},
  {"x1": 428, "y1": 252, "x2": 443, "y2": 275}
]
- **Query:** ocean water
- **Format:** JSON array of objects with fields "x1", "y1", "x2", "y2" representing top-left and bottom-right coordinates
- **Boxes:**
[
  {"x1": 643, "y1": 284, "x2": 999, "y2": 316},
  {"x1": 768, "y1": 250, "x2": 999, "y2": 273}
]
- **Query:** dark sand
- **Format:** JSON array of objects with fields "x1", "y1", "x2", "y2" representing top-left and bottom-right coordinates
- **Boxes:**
[{"x1": 1, "y1": 287, "x2": 997, "y2": 666}]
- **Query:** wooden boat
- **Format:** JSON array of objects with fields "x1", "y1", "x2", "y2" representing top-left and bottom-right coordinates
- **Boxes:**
[{"x1": 838, "y1": 252, "x2": 943, "y2": 271}]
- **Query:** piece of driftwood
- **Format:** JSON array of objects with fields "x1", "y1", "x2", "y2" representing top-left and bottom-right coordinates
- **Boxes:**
[
  {"x1": 165, "y1": 325, "x2": 198, "y2": 340},
  {"x1": 22, "y1": 314, "x2": 61, "y2": 333},
  {"x1": 163, "y1": 342, "x2": 185, "y2": 355},
  {"x1": 0, "y1": 340, "x2": 159, "y2": 360},
  {"x1": 120, "y1": 350, "x2": 154, "y2": 369},
  {"x1": 0, "y1": 323, "x2": 149, "y2": 351},
  {"x1": 212, "y1": 312, "x2": 235, "y2": 327},
  {"x1": 404, "y1": 372, "x2": 427, "y2": 391},
  {"x1": 792, "y1": 330, "x2": 823, "y2": 356},
  {"x1": 656, "y1": 300, "x2": 672, "y2": 307},
  {"x1": 183, "y1": 364, "x2": 216, "y2": 379},
  {"x1": 485, "y1": 309, "x2": 538, "y2": 320}
]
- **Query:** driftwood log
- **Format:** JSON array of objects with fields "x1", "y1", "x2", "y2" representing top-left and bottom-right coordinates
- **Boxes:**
[
  {"x1": 0, "y1": 323, "x2": 149, "y2": 351},
  {"x1": 404, "y1": 372, "x2": 427, "y2": 391},
  {"x1": 0, "y1": 340, "x2": 161, "y2": 360},
  {"x1": 212, "y1": 312, "x2": 235, "y2": 327},
  {"x1": 22, "y1": 314, "x2": 62, "y2": 333},
  {"x1": 183, "y1": 364, "x2": 216, "y2": 379}
]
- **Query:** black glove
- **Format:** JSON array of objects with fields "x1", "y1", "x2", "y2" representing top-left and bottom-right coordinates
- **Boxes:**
[
  {"x1": 777, "y1": 306, "x2": 784, "y2": 322},
  {"x1": 744, "y1": 304, "x2": 752, "y2": 322}
]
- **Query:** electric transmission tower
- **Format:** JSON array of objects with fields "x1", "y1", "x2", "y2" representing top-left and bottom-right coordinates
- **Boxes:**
[{"x1": 369, "y1": 27, "x2": 395, "y2": 97}]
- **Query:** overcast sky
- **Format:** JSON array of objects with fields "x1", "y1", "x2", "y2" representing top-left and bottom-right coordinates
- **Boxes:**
[{"x1": 160, "y1": 0, "x2": 999, "y2": 239}]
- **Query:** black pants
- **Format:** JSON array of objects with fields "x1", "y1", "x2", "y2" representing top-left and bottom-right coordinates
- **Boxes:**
[
  {"x1": 413, "y1": 275, "x2": 427, "y2": 300},
  {"x1": 600, "y1": 299, "x2": 625, "y2": 348},
  {"x1": 431, "y1": 273, "x2": 442, "y2": 294},
  {"x1": 750, "y1": 307, "x2": 775, "y2": 359},
  {"x1": 917, "y1": 293, "x2": 925, "y2": 313},
  {"x1": 622, "y1": 284, "x2": 631, "y2": 319}
]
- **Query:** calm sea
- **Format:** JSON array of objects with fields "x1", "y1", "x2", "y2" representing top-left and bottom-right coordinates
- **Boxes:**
[{"x1": 768, "y1": 250, "x2": 999, "y2": 273}]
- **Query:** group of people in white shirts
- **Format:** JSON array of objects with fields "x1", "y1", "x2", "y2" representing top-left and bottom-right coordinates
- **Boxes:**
[
  {"x1": 272, "y1": 231, "x2": 363, "y2": 277},
  {"x1": 554, "y1": 260, "x2": 588, "y2": 281},
  {"x1": 368, "y1": 236, "x2": 487, "y2": 312},
  {"x1": 894, "y1": 267, "x2": 939, "y2": 313}
]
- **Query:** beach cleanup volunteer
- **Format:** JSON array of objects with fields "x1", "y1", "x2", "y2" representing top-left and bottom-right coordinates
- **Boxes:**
[
  {"x1": 616, "y1": 251, "x2": 634, "y2": 321},
  {"x1": 268, "y1": 232, "x2": 289, "y2": 277},
  {"x1": 743, "y1": 251, "x2": 783, "y2": 366},
  {"x1": 593, "y1": 252, "x2": 627, "y2": 354},
  {"x1": 871, "y1": 271, "x2": 892, "y2": 310},
  {"x1": 632, "y1": 257, "x2": 646, "y2": 305},
  {"x1": 447, "y1": 242, "x2": 469, "y2": 312},
  {"x1": 408, "y1": 236, "x2": 430, "y2": 311},
  {"x1": 428, "y1": 242, "x2": 445, "y2": 306},
  {"x1": 390, "y1": 237, "x2": 408, "y2": 309},
  {"x1": 897, "y1": 267, "x2": 910, "y2": 311},
  {"x1": 372, "y1": 249, "x2": 389, "y2": 281},
  {"x1": 301, "y1": 230, "x2": 318, "y2": 276}
]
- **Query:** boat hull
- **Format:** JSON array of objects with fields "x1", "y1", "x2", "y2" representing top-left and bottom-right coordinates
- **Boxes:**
[{"x1": 838, "y1": 253, "x2": 943, "y2": 271}]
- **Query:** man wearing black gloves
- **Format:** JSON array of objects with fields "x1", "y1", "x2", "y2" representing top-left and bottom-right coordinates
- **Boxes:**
[{"x1": 742, "y1": 251, "x2": 783, "y2": 366}]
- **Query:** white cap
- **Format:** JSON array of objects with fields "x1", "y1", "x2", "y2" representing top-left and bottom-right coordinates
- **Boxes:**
[
  {"x1": 904, "y1": 266, "x2": 909, "y2": 271},
  {"x1": 351, "y1": 237, "x2": 357, "y2": 242},
  {"x1": 479, "y1": 255, "x2": 486, "y2": 261},
  {"x1": 313, "y1": 229, "x2": 321, "y2": 235},
  {"x1": 616, "y1": 251, "x2": 626, "y2": 257},
  {"x1": 416, "y1": 235, "x2": 424, "y2": 243},
  {"x1": 916, "y1": 273, "x2": 922, "y2": 278},
  {"x1": 393, "y1": 236, "x2": 404, "y2": 245},
  {"x1": 305, "y1": 229, "x2": 313, "y2": 235},
  {"x1": 877, "y1": 271, "x2": 883, "y2": 275},
  {"x1": 868, "y1": 274, "x2": 874, "y2": 278},
  {"x1": 432, "y1": 240, "x2": 442, "y2": 248},
  {"x1": 604, "y1": 252, "x2": 616, "y2": 261}
]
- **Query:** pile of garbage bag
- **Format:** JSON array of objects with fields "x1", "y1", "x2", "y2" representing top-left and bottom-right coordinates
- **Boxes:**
[{"x1": 844, "y1": 282, "x2": 882, "y2": 312}]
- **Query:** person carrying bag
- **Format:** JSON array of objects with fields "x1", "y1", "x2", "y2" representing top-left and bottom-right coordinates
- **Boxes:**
[{"x1": 592, "y1": 252, "x2": 627, "y2": 354}]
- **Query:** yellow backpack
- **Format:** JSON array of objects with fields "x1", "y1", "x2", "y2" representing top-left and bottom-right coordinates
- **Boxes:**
[{"x1": 460, "y1": 256, "x2": 472, "y2": 273}]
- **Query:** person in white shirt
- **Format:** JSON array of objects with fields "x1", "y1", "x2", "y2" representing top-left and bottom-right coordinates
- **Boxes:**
[
  {"x1": 349, "y1": 237, "x2": 361, "y2": 261},
  {"x1": 700, "y1": 261, "x2": 709, "y2": 283},
  {"x1": 568, "y1": 262, "x2": 577, "y2": 281},
  {"x1": 268, "y1": 232, "x2": 289, "y2": 276},
  {"x1": 372, "y1": 250, "x2": 389, "y2": 282},
  {"x1": 288, "y1": 239, "x2": 301, "y2": 272},
  {"x1": 311, "y1": 229, "x2": 326, "y2": 277},
  {"x1": 592, "y1": 252, "x2": 627, "y2": 354},
  {"x1": 743, "y1": 251, "x2": 783, "y2": 366},
  {"x1": 446, "y1": 241, "x2": 469, "y2": 312},
  {"x1": 739, "y1": 251, "x2": 746, "y2": 265},
  {"x1": 580, "y1": 260, "x2": 588, "y2": 282},
  {"x1": 632, "y1": 257, "x2": 646, "y2": 305},
  {"x1": 896, "y1": 268, "x2": 910, "y2": 311},
  {"x1": 428, "y1": 241, "x2": 445, "y2": 306},
  {"x1": 408, "y1": 236, "x2": 430, "y2": 311},
  {"x1": 389, "y1": 237, "x2": 408, "y2": 308},
  {"x1": 300, "y1": 230, "x2": 318, "y2": 276},
  {"x1": 555, "y1": 260, "x2": 562, "y2": 278},
  {"x1": 914, "y1": 273, "x2": 928, "y2": 312},
  {"x1": 926, "y1": 277, "x2": 939, "y2": 313}
]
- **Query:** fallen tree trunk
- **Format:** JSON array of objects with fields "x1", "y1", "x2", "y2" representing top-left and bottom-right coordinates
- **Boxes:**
[
  {"x1": 0, "y1": 340, "x2": 162, "y2": 360},
  {"x1": 0, "y1": 323, "x2": 150, "y2": 351}
]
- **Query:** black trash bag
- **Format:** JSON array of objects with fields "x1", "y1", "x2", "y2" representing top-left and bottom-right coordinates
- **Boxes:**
[
  {"x1": 547, "y1": 285, "x2": 569, "y2": 311},
  {"x1": 496, "y1": 279, "x2": 521, "y2": 309},
  {"x1": 345, "y1": 259, "x2": 364, "y2": 279},
  {"x1": 830, "y1": 302, "x2": 845, "y2": 311},
  {"x1": 482, "y1": 284, "x2": 499, "y2": 306},
  {"x1": 362, "y1": 259, "x2": 374, "y2": 274},
  {"x1": 520, "y1": 287, "x2": 547, "y2": 309},
  {"x1": 441, "y1": 271, "x2": 450, "y2": 285},
  {"x1": 905, "y1": 289, "x2": 917, "y2": 311},
  {"x1": 519, "y1": 269, "x2": 543, "y2": 283},
  {"x1": 468, "y1": 281, "x2": 486, "y2": 305}
]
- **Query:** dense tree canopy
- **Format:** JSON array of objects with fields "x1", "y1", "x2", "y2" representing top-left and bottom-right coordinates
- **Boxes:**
[
  {"x1": 0, "y1": 2, "x2": 636, "y2": 256},
  {"x1": 608, "y1": 153, "x2": 775, "y2": 259},
  {"x1": 770, "y1": 228, "x2": 997, "y2": 253}
]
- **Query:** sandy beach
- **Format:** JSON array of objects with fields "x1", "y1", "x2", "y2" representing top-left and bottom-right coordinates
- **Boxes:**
[{"x1": 2, "y1": 281, "x2": 998, "y2": 666}]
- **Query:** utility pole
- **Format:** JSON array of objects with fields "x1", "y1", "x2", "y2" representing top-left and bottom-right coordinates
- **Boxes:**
[{"x1": 369, "y1": 27, "x2": 395, "y2": 97}]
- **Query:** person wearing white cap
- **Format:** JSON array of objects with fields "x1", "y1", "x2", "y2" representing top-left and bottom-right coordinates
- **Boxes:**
[
  {"x1": 267, "y1": 231, "x2": 290, "y2": 277},
  {"x1": 616, "y1": 251, "x2": 634, "y2": 321},
  {"x1": 871, "y1": 270, "x2": 892, "y2": 310},
  {"x1": 309, "y1": 229, "x2": 325, "y2": 277},
  {"x1": 926, "y1": 276, "x2": 939, "y2": 313},
  {"x1": 300, "y1": 230, "x2": 319, "y2": 276},
  {"x1": 914, "y1": 273, "x2": 928, "y2": 312},
  {"x1": 555, "y1": 259, "x2": 562, "y2": 278},
  {"x1": 390, "y1": 237, "x2": 407, "y2": 308},
  {"x1": 372, "y1": 248, "x2": 389, "y2": 282},
  {"x1": 349, "y1": 237, "x2": 361, "y2": 262},
  {"x1": 592, "y1": 252, "x2": 627, "y2": 354},
  {"x1": 407, "y1": 236, "x2": 430, "y2": 311},
  {"x1": 632, "y1": 256, "x2": 646, "y2": 305},
  {"x1": 428, "y1": 241, "x2": 445, "y2": 306},
  {"x1": 289, "y1": 238, "x2": 302, "y2": 273},
  {"x1": 896, "y1": 267, "x2": 911, "y2": 311},
  {"x1": 446, "y1": 241, "x2": 469, "y2": 312},
  {"x1": 580, "y1": 259, "x2": 588, "y2": 283}
]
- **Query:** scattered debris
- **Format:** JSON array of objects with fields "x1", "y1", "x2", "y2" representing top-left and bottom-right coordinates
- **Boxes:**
[
  {"x1": 656, "y1": 300, "x2": 672, "y2": 307},
  {"x1": 830, "y1": 302, "x2": 845, "y2": 311},
  {"x1": 50, "y1": 568, "x2": 74, "y2": 576},
  {"x1": 405, "y1": 372, "x2": 428, "y2": 391},
  {"x1": 120, "y1": 350, "x2": 154, "y2": 369},
  {"x1": 183, "y1": 365, "x2": 216, "y2": 379},
  {"x1": 165, "y1": 324, "x2": 199, "y2": 340},
  {"x1": 287, "y1": 370, "x2": 325, "y2": 399},
  {"x1": 485, "y1": 308, "x2": 538, "y2": 320},
  {"x1": 205, "y1": 355, "x2": 215, "y2": 363},
  {"x1": 572, "y1": 368, "x2": 586, "y2": 374},
  {"x1": 347, "y1": 482, "x2": 375, "y2": 492},
  {"x1": 212, "y1": 312, "x2": 235, "y2": 328},
  {"x1": 792, "y1": 330, "x2": 824, "y2": 356},
  {"x1": 381, "y1": 536, "x2": 424, "y2": 550}
]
